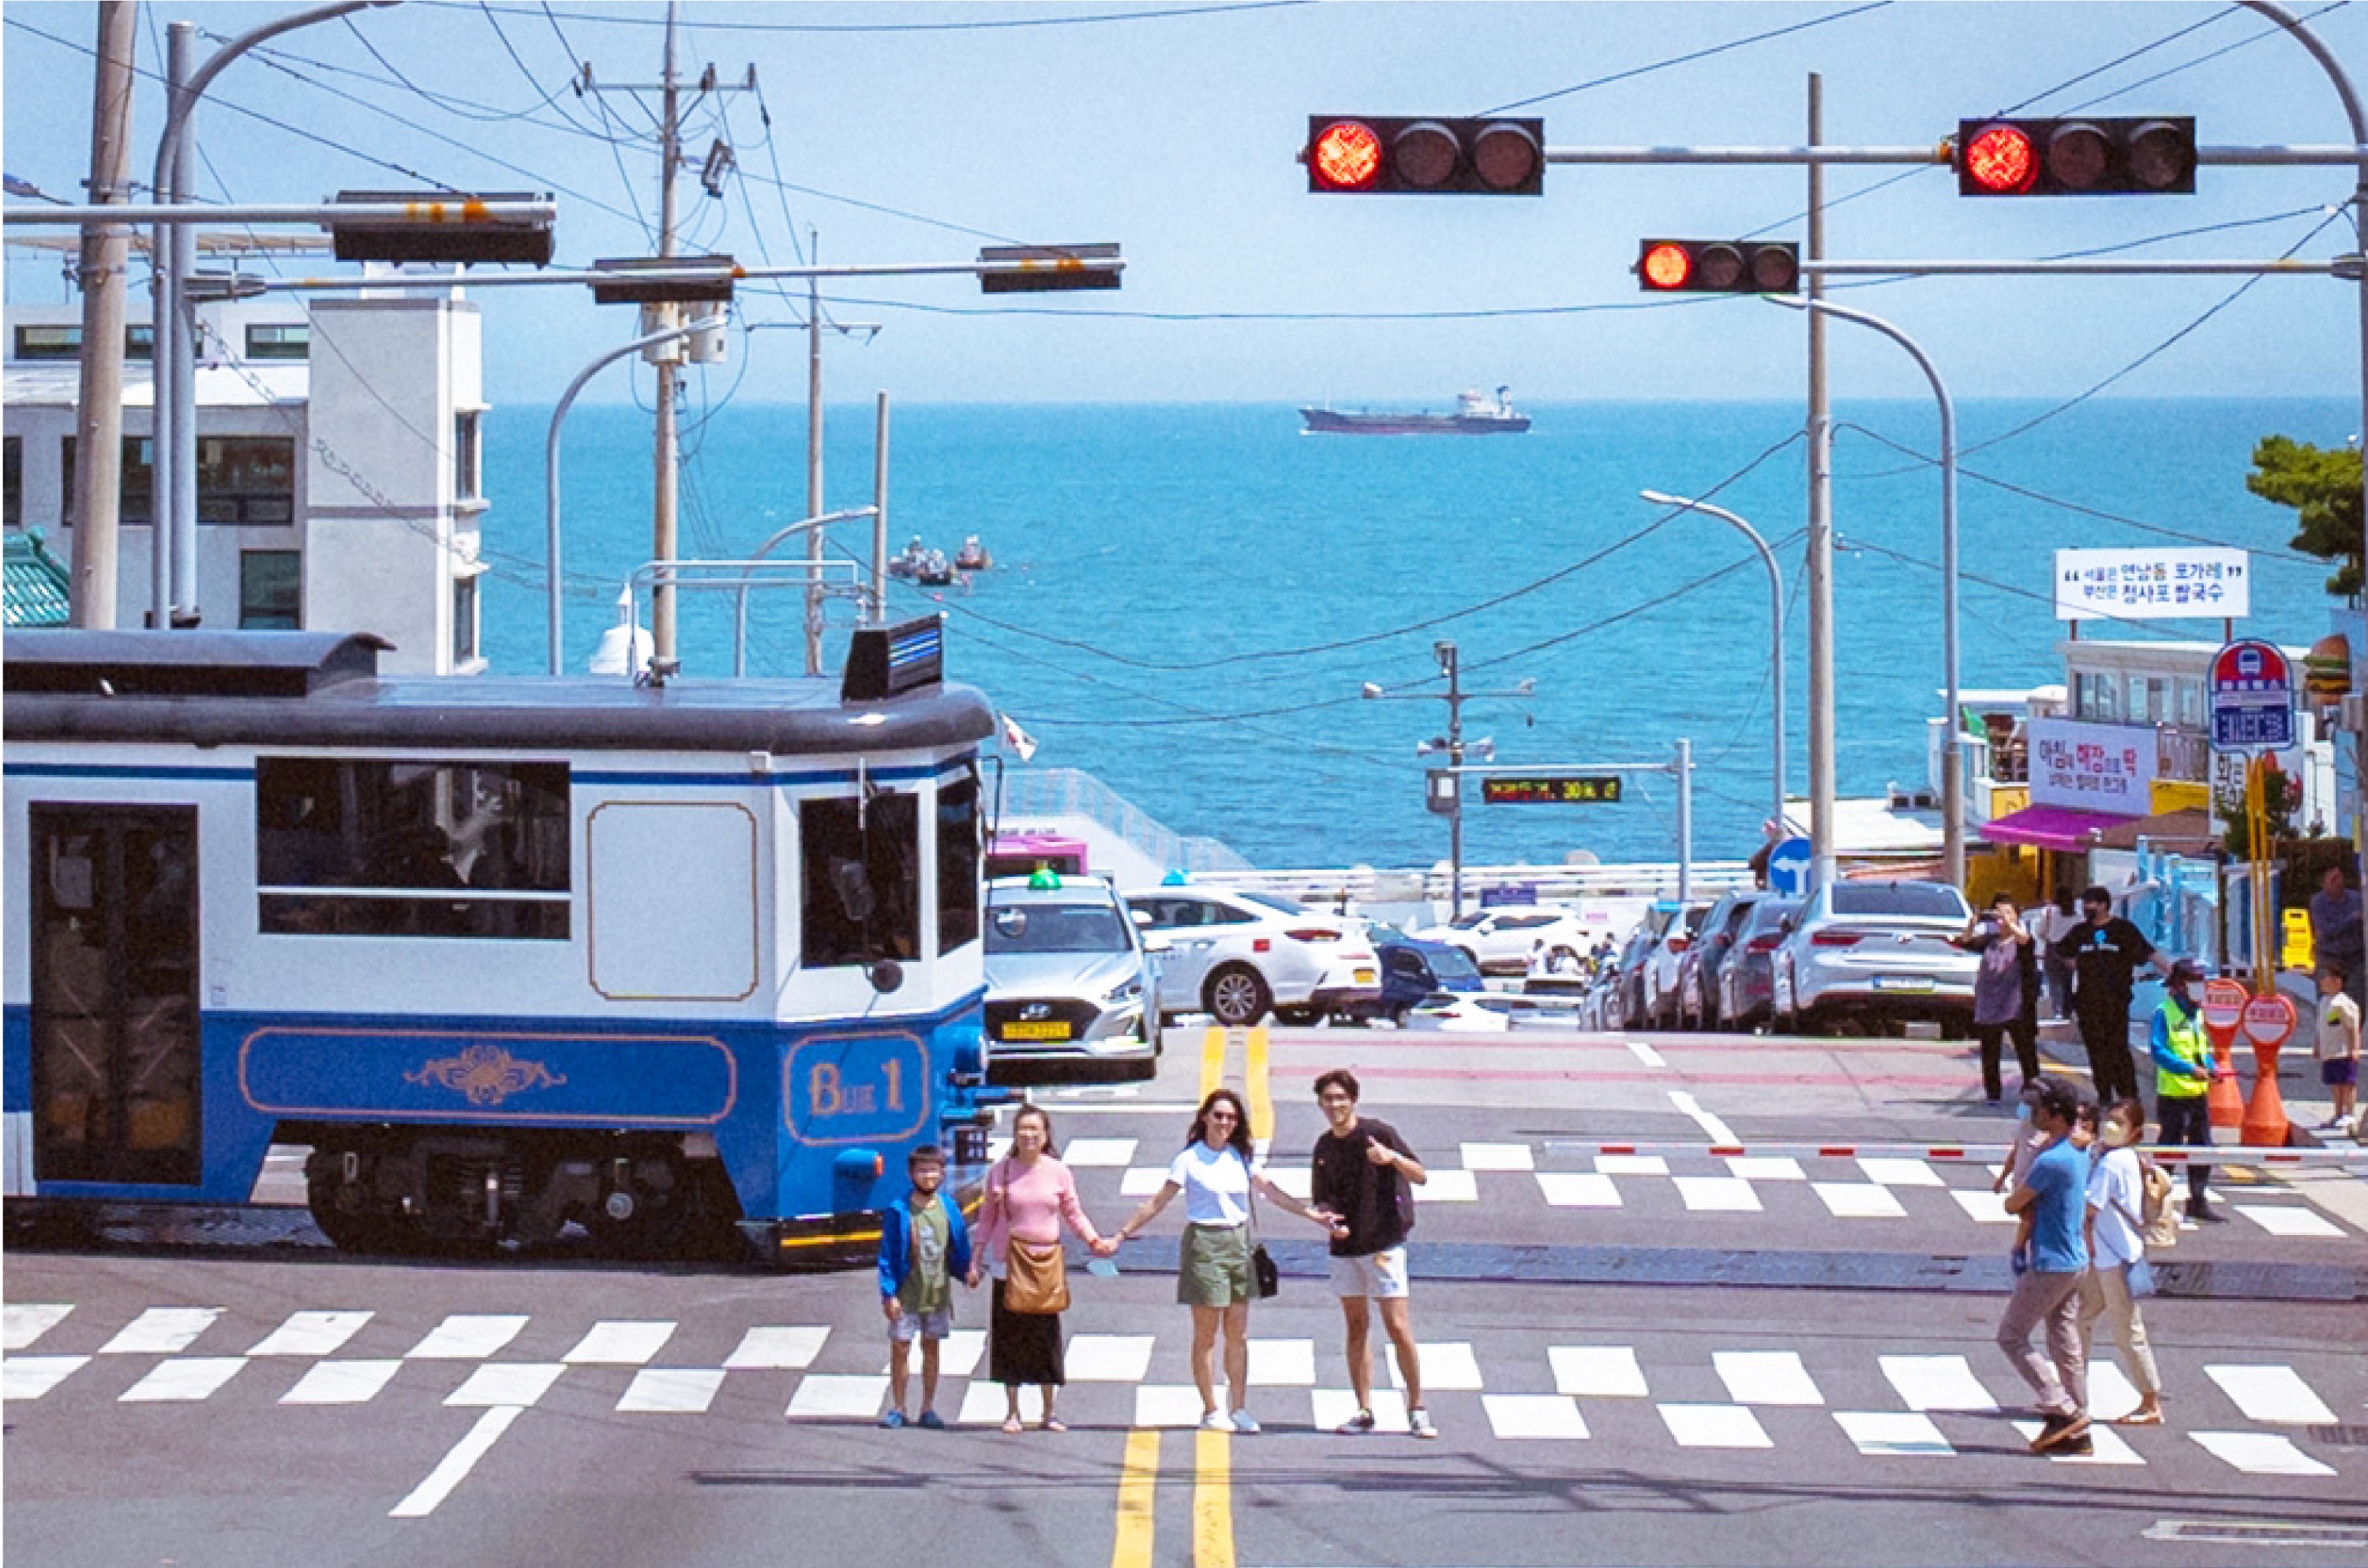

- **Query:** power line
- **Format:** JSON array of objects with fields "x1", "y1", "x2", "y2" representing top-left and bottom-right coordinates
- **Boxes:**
[
  {"x1": 1478, "y1": 1, "x2": 1894, "y2": 117},
  {"x1": 444, "y1": 1, "x2": 1315, "y2": 34}
]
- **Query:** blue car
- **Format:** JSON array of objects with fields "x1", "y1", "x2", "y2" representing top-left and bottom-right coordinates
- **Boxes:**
[{"x1": 1364, "y1": 936, "x2": 1487, "y2": 1024}]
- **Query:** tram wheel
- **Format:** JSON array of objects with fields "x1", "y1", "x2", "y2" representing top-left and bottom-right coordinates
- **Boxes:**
[
  {"x1": 585, "y1": 1149, "x2": 714, "y2": 1260},
  {"x1": 304, "y1": 1172, "x2": 411, "y2": 1256}
]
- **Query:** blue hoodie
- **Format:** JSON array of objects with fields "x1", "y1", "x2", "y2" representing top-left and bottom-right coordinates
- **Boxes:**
[{"x1": 877, "y1": 1191, "x2": 974, "y2": 1300}]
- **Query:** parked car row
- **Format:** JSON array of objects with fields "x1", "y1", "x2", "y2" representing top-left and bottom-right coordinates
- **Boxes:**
[{"x1": 1563, "y1": 880, "x2": 1976, "y2": 1037}]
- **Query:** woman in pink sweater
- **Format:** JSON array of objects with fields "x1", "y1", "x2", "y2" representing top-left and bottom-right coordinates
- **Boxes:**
[{"x1": 966, "y1": 1103, "x2": 1116, "y2": 1432}]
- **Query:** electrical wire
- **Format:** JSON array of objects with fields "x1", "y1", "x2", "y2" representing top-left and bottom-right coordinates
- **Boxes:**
[
  {"x1": 443, "y1": 1, "x2": 1315, "y2": 34},
  {"x1": 1477, "y1": 1, "x2": 1894, "y2": 116}
]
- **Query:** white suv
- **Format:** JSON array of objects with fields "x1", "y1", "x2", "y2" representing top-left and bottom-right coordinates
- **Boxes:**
[
  {"x1": 1409, "y1": 904, "x2": 1591, "y2": 976},
  {"x1": 1124, "y1": 887, "x2": 1380, "y2": 1027}
]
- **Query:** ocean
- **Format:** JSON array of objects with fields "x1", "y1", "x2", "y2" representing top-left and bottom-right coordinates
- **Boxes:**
[{"x1": 478, "y1": 395, "x2": 2355, "y2": 871}]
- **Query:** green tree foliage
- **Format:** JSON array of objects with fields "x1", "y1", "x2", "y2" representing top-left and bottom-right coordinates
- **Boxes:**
[{"x1": 2248, "y1": 435, "x2": 2365, "y2": 597}]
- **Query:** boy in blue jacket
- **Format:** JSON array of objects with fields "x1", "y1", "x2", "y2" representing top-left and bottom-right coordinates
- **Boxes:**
[{"x1": 878, "y1": 1145, "x2": 972, "y2": 1429}]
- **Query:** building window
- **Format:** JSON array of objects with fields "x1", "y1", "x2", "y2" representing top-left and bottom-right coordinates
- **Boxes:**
[
  {"x1": 244, "y1": 323, "x2": 309, "y2": 361},
  {"x1": 2178, "y1": 678, "x2": 2204, "y2": 728},
  {"x1": 3, "y1": 436, "x2": 20, "y2": 529},
  {"x1": 937, "y1": 772, "x2": 982, "y2": 955},
  {"x1": 800, "y1": 793, "x2": 920, "y2": 969},
  {"x1": 195, "y1": 437, "x2": 294, "y2": 526},
  {"x1": 453, "y1": 409, "x2": 482, "y2": 503},
  {"x1": 255, "y1": 758, "x2": 571, "y2": 939},
  {"x1": 239, "y1": 550, "x2": 301, "y2": 629},
  {"x1": 451, "y1": 572, "x2": 479, "y2": 666},
  {"x1": 13, "y1": 323, "x2": 155, "y2": 361},
  {"x1": 60, "y1": 436, "x2": 155, "y2": 526}
]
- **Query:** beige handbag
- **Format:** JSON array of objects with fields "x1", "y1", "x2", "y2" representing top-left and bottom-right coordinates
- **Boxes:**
[{"x1": 1004, "y1": 1237, "x2": 1070, "y2": 1315}]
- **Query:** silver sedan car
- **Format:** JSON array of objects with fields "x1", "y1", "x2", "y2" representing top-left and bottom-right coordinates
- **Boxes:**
[
  {"x1": 983, "y1": 875, "x2": 1160, "y2": 1083},
  {"x1": 1770, "y1": 880, "x2": 1977, "y2": 1037}
]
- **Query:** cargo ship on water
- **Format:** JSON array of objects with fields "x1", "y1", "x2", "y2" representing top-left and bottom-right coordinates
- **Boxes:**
[{"x1": 1300, "y1": 385, "x2": 1531, "y2": 436}]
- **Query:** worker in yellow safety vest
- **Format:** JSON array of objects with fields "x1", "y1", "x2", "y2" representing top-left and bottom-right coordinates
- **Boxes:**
[{"x1": 2147, "y1": 958, "x2": 2219, "y2": 1223}]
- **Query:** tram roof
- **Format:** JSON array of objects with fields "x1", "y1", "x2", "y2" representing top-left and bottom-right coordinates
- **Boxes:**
[{"x1": 3, "y1": 630, "x2": 995, "y2": 755}]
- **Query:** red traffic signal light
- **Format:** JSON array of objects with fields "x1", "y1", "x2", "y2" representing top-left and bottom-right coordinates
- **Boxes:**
[
  {"x1": 1305, "y1": 116, "x2": 1544, "y2": 195},
  {"x1": 1636, "y1": 239, "x2": 1800, "y2": 294},
  {"x1": 1955, "y1": 118, "x2": 2196, "y2": 196}
]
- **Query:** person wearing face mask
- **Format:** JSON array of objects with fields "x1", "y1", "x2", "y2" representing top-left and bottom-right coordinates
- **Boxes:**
[
  {"x1": 2149, "y1": 958, "x2": 2222, "y2": 1223},
  {"x1": 2079, "y1": 1097, "x2": 2164, "y2": 1425}
]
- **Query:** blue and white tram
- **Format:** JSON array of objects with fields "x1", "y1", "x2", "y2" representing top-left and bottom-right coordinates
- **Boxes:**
[{"x1": 2, "y1": 621, "x2": 999, "y2": 1259}]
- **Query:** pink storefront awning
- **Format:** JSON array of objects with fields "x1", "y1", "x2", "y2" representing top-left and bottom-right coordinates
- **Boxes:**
[{"x1": 1980, "y1": 803, "x2": 2141, "y2": 851}]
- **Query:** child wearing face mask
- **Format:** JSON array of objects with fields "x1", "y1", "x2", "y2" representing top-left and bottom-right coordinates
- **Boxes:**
[{"x1": 2079, "y1": 1097, "x2": 2164, "y2": 1425}]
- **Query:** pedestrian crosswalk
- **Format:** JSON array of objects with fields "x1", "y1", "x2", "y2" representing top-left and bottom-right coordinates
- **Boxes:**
[
  {"x1": 1055, "y1": 1136, "x2": 2362, "y2": 1238},
  {"x1": 4, "y1": 1299, "x2": 2359, "y2": 1479}
]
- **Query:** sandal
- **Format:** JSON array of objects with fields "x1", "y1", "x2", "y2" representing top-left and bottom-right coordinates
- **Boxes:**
[
  {"x1": 2115, "y1": 1409, "x2": 2164, "y2": 1426},
  {"x1": 1000, "y1": 1416, "x2": 1025, "y2": 1435},
  {"x1": 1041, "y1": 1416, "x2": 1068, "y2": 1433}
]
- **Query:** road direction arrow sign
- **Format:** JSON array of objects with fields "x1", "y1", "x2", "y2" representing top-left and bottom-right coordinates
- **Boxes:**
[{"x1": 1766, "y1": 836, "x2": 1812, "y2": 896}]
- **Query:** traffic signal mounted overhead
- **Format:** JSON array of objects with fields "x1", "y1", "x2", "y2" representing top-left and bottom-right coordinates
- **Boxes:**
[
  {"x1": 1304, "y1": 116, "x2": 1545, "y2": 195},
  {"x1": 328, "y1": 190, "x2": 554, "y2": 265},
  {"x1": 1955, "y1": 118, "x2": 2197, "y2": 196},
  {"x1": 1635, "y1": 239, "x2": 1800, "y2": 294}
]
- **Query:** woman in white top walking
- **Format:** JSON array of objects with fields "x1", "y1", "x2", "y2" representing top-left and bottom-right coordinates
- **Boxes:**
[
  {"x1": 1111, "y1": 1087, "x2": 1339, "y2": 1432},
  {"x1": 2080, "y1": 1096, "x2": 2164, "y2": 1424}
]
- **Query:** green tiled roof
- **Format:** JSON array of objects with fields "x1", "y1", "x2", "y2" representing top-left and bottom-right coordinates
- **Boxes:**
[{"x1": 4, "y1": 530, "x2": 73, "y2": 627}]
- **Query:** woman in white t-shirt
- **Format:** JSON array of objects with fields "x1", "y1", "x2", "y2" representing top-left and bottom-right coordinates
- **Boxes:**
[
  {"x1": 1111, "y1": 1087, "x2": 1339, "y2": 1434},
  {"x1": 2079, "y1": 1096, "x2": 2164, "y2": 1424}
]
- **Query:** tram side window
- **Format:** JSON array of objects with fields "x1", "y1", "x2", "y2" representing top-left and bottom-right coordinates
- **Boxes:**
[
  {"x1": 255, "y1": 757, "x2": 571, "y2": 938},
  {"x1": 801, "y1": 793, "x2": 920, "y2": 969},
  {"x1": 937, "y1": 773, "x2": 982, "y2": 955}
]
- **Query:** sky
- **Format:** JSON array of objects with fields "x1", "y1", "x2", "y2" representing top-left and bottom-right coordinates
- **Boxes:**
[{"x1": 3, "y1": 0, "x2": 2365, "y2": 406}]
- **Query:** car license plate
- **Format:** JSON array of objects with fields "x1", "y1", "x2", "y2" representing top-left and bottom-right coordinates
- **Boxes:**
[
  {"x1": 1353, "y1": 969, "x2": 1377, "y2": 985},
  {"x1": 1001, "y1": 1021, "x2": 1072, "y2": 1041},
  {"x1": 1872, "y1": 975, "x2": 1935, "y2": 994}
]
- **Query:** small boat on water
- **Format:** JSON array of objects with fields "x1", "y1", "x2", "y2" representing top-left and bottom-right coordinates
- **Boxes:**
[
  {"x1": 914, "y1": 548, "x2": 957, "y2": 586},
  {"x1": 887, "y1": 537, "x2": 930, "y2": 581},
  {"x1": 1301, "y1": 385, "x2": 1531, "y2": 436},
  {"x1": 954, "y1": 534, "x2": 992, "y2": 571}
]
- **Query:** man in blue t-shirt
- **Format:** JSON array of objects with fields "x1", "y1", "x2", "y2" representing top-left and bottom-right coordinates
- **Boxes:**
[{"x1": 1998, "y1": 1075, "x2": 2093, "y2": 1454}]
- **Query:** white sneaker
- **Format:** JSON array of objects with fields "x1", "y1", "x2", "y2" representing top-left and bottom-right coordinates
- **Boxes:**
[
  {"x1": 1409, "y1": 1407, "x2": 1438, "y2": 1439},
  {"x1": 1231, "y1": 1409, "x2": 1261, "y2": 1435},
  {"x1": 1199, "y1": 1410, "x2": 1231, "y2": 1431}
]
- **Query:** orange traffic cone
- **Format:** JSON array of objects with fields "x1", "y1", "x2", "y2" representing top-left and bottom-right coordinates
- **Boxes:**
[
  {"x1": 2205, "y1": 1031, "x2": 2246, "y2": 1131},
  {"x1": 2241, "y1": 1035, "x2": 2291, "y2": 1147}
]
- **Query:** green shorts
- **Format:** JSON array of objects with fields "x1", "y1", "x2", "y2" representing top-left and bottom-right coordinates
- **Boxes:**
[{"x1": 1178, "y1": 1222, "x2": 1254, "y2": 1308}]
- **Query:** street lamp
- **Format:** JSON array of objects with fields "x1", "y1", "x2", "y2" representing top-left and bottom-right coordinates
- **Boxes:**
[
  {"x1": 1767, "y1": 294, "x2": 1964, "y2": 889},
  {"x1": 1640, "y1": 491, "x2": 1786, "y2": 840},
  {"x1": 1362, "y1": 640, "x2": 1534, "y2": 919},
  {"x1": 149, "y1": 1, "x2": 398, "y2": 629}
]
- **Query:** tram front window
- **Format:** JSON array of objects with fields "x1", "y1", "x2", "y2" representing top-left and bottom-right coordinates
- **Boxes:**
[
  {"x1": 937, "y1": 773, "x2": 982, "y2": 955},
  {"x1": 255, "y1": 757, "x2": 570, "y2": 938},
  {"x1": 801, "y1": 793, "x2": 920, "y2": 969}
]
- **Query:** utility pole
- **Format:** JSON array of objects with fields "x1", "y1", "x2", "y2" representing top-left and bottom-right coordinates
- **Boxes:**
[
  {"x1": 69, "y1": 0, "x2": 136, "y2": 630},
  {"x1": 807, "y1": 235, "x2": 825, "y2": 673},
  {"x1": 581, "y1": 7, "x2": 755, "y2": 666}
]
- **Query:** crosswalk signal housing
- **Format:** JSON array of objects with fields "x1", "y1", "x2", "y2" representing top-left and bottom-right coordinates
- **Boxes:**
[
  {"x1": 1635, "y1": 239, "x2": 1800, "y2": 294},
  {"x1": 329, "y1": 190, "x2": 555, "y2": 266},
  {"x1": 1956, "y1": 118, "x2": 2196, "y2": 196},
  {"x1": 1304, "y1": 116, "x2": 1544, "y2": 195}
]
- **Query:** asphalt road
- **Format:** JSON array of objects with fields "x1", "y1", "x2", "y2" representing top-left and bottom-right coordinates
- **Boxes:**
[{"x1": 7, "y1": 1020, "x2": 2366, "y2": 1568}]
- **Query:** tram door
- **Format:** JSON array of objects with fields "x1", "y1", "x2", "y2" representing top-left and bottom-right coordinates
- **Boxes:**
[{"x1": 27, "y1": 806, "x2": 202, "y2": 1185}]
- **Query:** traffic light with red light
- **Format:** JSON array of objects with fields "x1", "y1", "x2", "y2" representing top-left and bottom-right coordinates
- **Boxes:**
[
  {"x1": 1956, "y1": 118, "x2": 2196, "y2": 196},
  {"x1": 1635, "y1": 239, "x2": 1800, "y2": 294},
  {"x1": 1304, "y1": 116, "x2": 1545, "y2": 195}
]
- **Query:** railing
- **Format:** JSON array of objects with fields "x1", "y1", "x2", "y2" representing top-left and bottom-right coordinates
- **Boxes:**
[
  {"x1": 995, "y1": 767, "x2": 1253, "y2": 876},
  {"x1": 1195, "y1": 860, "x2": 1762, "y2": 906}
]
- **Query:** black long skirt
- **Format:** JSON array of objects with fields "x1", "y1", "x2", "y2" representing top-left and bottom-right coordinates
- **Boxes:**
[{"x1": 989, "y1": 1278, "x2": 1066, "y2": 1386}]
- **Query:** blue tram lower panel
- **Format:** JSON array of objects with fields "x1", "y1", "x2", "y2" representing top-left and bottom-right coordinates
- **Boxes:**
[{"x1": 0, "y1": 998, "x2": 990, "y2": 1222}]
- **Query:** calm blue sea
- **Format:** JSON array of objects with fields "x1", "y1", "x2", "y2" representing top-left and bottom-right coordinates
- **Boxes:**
[{"x1": 478, "y1": 396, "x2": 2354, "y2": 870}]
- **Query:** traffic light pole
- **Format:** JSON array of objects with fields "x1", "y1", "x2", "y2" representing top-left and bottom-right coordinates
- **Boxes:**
[{"x1": 2233, "y1": 0, "x2": 2368, "y2": 1002}]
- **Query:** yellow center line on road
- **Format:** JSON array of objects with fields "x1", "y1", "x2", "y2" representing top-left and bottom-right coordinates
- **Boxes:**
[
  {"x1": 1200, "y1": 1025, "x2": 1227, "y2": 1103},
  {"x1": 1109, "y1": 1428, "x2": 1160, "y2": 1568},
  {"x1": 1245, "y1": 1025, "x2": 1273, "y2": 1144},
  {"x1": 1194, "y1": 1425, "x2": 1236, "y2": 1568}
]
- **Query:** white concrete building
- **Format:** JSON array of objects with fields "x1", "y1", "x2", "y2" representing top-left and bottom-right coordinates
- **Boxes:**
[{"x1": 3, "y1": 290, "x2": 489, "y2": 675}]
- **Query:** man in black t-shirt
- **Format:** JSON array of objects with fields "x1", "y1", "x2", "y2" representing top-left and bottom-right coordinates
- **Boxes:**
[
  {"x1": 2051, "y1": 885, "x2": 2171, "y2": 1104},
  {"x1": 1308, "y1": 1068, "x2": 1435, "y2": 1438}
]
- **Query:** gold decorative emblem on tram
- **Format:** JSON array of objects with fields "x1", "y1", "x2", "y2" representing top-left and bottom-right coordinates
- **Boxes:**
[{"x1": 405, "y1": 1044, "x2": 568, "y2": 1107}]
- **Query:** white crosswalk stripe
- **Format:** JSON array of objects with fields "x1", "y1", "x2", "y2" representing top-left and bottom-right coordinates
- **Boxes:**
[
  {"x1": 1675, "y1": 1175, "x2": 1761, "y2": 1212},
  {"x1": 98, "y1": 1307, "x2": 220, "y2": 1356},
  {"x1": 1534, "y1": 1172, "x2": 1621, "y2": 1207},
  {"x1": 8, "y1": 1298, "x2": 2359, "y2": 1476},
  {"x1": 3, "y1": 1304, "x2": 73, "y2": 1352},
  {"x1": 1812, "y1": 1182, "x2": 1909, "y2": 1218}
]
